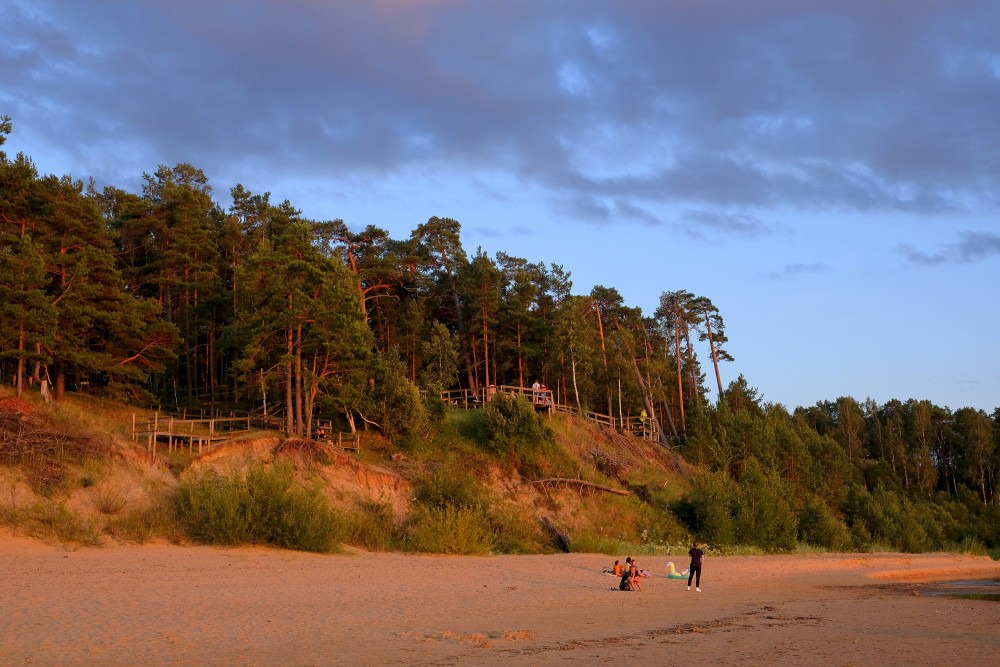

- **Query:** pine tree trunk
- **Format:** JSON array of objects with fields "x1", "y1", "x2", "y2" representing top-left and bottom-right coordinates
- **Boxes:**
[
  {"x1": 207, "y1": 324, "x2": 216, "y2": 407},
  {"x1": 673, "y1": 318, "x2": 685, "y2": 434},
  {"x1": 442, "y1": 256, "x2": 475, "y2": 390},
  {"x1": 571, "y1": 354, "x2": 582, "y2": 415},
  {"x1": 295, "y1": 324, "x2": 304, "y2": 436},
  {"x1": 15, "y1": 326, "x2": 24, "y2": 398},
  {"x1": 482, "y1": 304, "x2": 490, "y2": 388},
  {"x1": 592, "y1": 300, "x2": 612, "y2": 416},
  {"x1": 517, "y1": 321, "x2": 524, "y2": 387},
  {"x1": 683, "y1": 322, "x2": 698, "y2": 405},
  {"x1": 285, "y1": 325, "x2": 294, "y2": 435},
  {"x1": 705, "y1": 313, "x2": 724, "y2": 401},
  {"x1": 629, "y1": 354, "x2": 670, "y2": 445}
]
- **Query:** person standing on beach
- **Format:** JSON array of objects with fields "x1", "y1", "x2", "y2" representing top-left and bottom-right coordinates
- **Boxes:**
[{"x1": 687, "y1": 541, "x2": 704, "y2": 591}]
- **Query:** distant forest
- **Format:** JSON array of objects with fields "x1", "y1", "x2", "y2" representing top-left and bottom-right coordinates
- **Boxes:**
[{"x1": 2, "y1": 117, "x2": 998, "y2": 552}]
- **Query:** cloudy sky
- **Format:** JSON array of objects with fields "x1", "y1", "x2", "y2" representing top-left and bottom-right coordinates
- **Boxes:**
[{"x1": 3, "y1": 0, "x2": 999, "y2": 412}]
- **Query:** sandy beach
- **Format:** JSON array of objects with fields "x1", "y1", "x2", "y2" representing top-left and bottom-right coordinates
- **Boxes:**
[{"x1": 2, "y1": 533, "x2": 998, "y2": 666}]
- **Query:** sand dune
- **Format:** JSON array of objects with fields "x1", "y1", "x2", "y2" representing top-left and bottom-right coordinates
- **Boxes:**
[{"x1": 2, "y1": 534, "x2": 998, "y2": 666}]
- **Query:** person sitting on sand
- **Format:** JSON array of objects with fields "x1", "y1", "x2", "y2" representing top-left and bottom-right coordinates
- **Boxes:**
[
  {"x1": 628, "y1": 560, "x2": 643, "y2": 591},
  {"x1": 602, "y1": 560, "x2": 622, "y2": 577},
  {"x1": 618, "y1": 558, "x2": 634, "y2": 590}
]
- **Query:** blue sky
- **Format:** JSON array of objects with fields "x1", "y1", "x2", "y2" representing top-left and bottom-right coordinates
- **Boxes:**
[{"x1": 2, "y1": 1, "x2": 998, "y2": 412}]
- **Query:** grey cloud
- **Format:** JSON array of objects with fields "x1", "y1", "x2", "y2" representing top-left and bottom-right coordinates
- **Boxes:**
[
  {"x1": 760, "y1": 261, "x2": 834, "y2": 281},
  {"x1": 470, "y1": 224, "x2": 537, "y2": 239},
  {"x1": 613, "y1": 200, "x2": 661, "y2": 227},
  {"x1": 4, "y1": 1, "x2": 1000, "y2": 220},
  {"x1": 899, "y1": 230, "x2": 1000, "y2": 265},
  {"x1": 681, "y1": 209, "x2": 776, "y2": 239}
]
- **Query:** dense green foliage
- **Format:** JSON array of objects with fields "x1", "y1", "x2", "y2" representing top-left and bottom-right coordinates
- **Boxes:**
[
  {"x1": 174, "y1": 462, "x2": 343, "y2": 552},
  {"x1": 2, "y1": 118, "x2": 999, "y2": 554},
  {"x1": 675, "y1": 392, "x2": 1000, "y2": 552},
  {"x1": 404, "y1": 503, "x2": 497, "y2": 555}
]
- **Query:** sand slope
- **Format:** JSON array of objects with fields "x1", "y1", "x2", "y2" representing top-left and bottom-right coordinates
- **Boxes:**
[{"x1": 2, "y1": 535, "x2": 998, "y2": 666}]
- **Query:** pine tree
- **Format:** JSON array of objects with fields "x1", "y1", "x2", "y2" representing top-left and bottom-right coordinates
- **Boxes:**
[{"x1": 0, "y1": 236, "x2": 55, "y2": 396}]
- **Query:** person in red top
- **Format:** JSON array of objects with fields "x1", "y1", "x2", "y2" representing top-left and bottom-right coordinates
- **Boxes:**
[{"x1": 687, "y1": 541, "x2": 704, "y2": 591}]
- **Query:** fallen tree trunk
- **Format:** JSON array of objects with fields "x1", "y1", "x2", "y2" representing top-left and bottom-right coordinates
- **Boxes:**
[{"x1": 530, "y1": 478, "x2": 632, "y2": 496}]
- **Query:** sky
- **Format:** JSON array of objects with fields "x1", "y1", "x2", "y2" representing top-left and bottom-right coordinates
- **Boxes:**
[{"x1": 2, "y1": 0, "x2": 999, "y2": 412}]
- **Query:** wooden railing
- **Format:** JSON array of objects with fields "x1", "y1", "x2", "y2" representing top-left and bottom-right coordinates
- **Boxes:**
[
  {"x1": 441, "y1": 385, "x2": 662, "y2": 442},
  {"x1": 133, "y1": 413, "x2": 269, "y2": 459},
  {"x1": 440, "y1": 384, "x2": 554, "y2": 411}
]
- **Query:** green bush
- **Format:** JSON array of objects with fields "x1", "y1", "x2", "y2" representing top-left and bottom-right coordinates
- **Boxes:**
[
  {"x1": 637, "y1": 503, "x2": 689, "y2": 546},
  {"x1": 479, "y1": 393, "x2": 552, "y2": 454},
  {"x1": 678, "y1": 470, "x2": 736, "y2": 545},
  {"x1": 422, "y1": 384, "x2": 449, "y2": 424},
  {"x1": 3, "y1": 500, "x2": 103, "y2": 548},
  {"x1": 487, "y1": 506, "x2": 545, "y2": 554},
  {"x1": 405, "y1": 503, "x2": 496, "y2": 555},
  {"x1": 175, "y1": 462, "x2": 342, "y2": 553},
  {"x1": 344, "y1": 501, "x2": 398, "y2": 551},
  {"x1": 797, "y1": 495, "x2": 851, "y2": 550},
  {"x1": 364, "y1": 348, "x2": 428, "y2": 439},
  {"x1": 102, "y1": 483, "x2": 180, "y2": 544},
  {"x1": 941, "y1": 536, "x2": 989, "y2": 557},
  {"x1": 569, "y1": 533, "x2": 634, "y2": 555},
  {"x1": 733, "y1": 459, "x2": 798, "y2": 551},
  {"x1": 414, "y1": 460, "x2": 487, "y2": 510}
]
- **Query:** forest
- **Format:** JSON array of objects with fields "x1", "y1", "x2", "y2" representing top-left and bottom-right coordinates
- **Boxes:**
[{"x1": 2, "y1": 115, "x2": 998, "y2": 554}]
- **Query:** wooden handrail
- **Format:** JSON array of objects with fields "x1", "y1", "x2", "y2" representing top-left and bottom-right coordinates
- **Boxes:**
[{"x1": 439, "y1": 385, "x2": 664, "y2": 442}]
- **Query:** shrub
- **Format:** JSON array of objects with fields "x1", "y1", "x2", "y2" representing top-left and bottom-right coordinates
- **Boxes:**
[
  {"x1": 485, "y1": 505, "x2": 546, "y2": 554},
  {"x1": 678, "y1": 470, "x2": 736, "y2": 545},
  {"x1": 733, "y1": 459, "x2": 798, "y2": 551},
  {"x1": 477, "y1": 393, "x2": 561, "y2": 478},
  {"x1": 422, "y1": 384, "x2": 448, "y2": 424},
  {"x1": 941, "y1": 536, "x2": 989, "y2": 557},
  {"x1": 797, "y1": 495, "x2": 851, "y2": 550},
  {"x1": 174, "y1": 462, "x2": 342, "y2": 553},
  {"x1": 364, "y1": 348, "x2": 428, "y2": 439},
  {"x1": 344, "y1": 501, "x2": 397, "y2": 551},
  {"x1": 405, "y1": 503, "x2": 496, "y2": 555},
  {"x1": 92, "y1": 487, "x2": 129, "y2": 515},
  {"x1": 569, "y1": 533, "x2": 633, "y2": 555},
  {"x1": 637, "y1": 503, "x2": 689, "y2": 546},
  {"x1": 479, "y1": 393, "x2": 551, "y2": 454},
  {"x1": 105, "y1": 500, "x2": 181, "y2": 545},
  {"x1": 414, "y1": 460, "x2": 487, "y2": 510},
  {"x1": 8, "y1": 500, "x2": 104, "y2": 548}
]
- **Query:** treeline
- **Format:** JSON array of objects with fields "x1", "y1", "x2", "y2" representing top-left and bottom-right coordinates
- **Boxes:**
[
  {"x1": 675, "y1": 385, "x2": 1000, "y2": 551},
  {"x1": 2, "y1": 118, "x2": 998, "y2": 551},
  {"x1": 0, "y1": 118, "x2": 729, "y2": 444}
]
